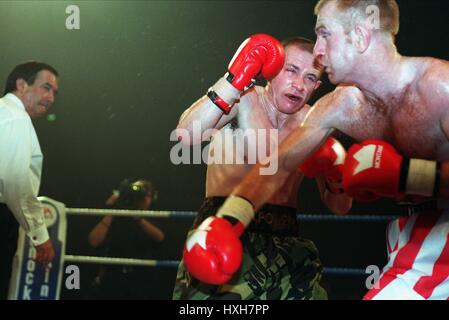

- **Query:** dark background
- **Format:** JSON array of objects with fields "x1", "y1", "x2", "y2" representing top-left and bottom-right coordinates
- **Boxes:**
[{"x1": 1, "y1": 0, "x2": 448, "y2": 299}]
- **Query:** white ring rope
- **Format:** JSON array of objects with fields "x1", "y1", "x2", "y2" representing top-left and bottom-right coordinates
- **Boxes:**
[
  {"x1": 65, "y1": 208, "x2": 185, "y2": 218},
  {"x1": 64, "y1": 255, "x2": 179, "y2": 268}
]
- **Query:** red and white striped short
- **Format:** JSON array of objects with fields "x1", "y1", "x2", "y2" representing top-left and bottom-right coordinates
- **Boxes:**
[{"x1": 365, "y1": 210, "x2": 449, "y2": 300}]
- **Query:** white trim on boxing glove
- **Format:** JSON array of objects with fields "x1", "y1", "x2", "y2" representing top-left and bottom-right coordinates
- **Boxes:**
[
  {"x1": 209, "y1": 75, "x2": 241, "y2": 106},
  {"x1": 217, "y1": 195, "x2": 254, "y2": 227},
  {"x1": 406, "y1": 159, "x2": 438, "y2": 197}
]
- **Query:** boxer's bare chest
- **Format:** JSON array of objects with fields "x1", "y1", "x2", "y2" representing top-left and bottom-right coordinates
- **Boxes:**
[{"x1": 341, "y1": 87, "x2": 449, "y2": 160}]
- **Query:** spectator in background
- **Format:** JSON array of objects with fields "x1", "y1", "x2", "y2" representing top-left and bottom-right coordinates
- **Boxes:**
[{"x1": 87, "y1": 179, "x2": 165, "y2": 299}]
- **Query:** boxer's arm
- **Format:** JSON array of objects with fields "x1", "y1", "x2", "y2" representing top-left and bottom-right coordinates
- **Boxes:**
[
  {"x1": 177, "y1": 95, "x2": 239, "y2": 145},
  {"x1": 437, "y1": 81, "x2": 449, "y2": 198},
  {"x1": 438, "y1": 106, "x2": 449, "y2": 197},
  {"x1": 418, "y1": 66, "x2": 449, "y2": 198},
  {"x1": 233, "y1": 124, "x2": 334, "y2": 210}
]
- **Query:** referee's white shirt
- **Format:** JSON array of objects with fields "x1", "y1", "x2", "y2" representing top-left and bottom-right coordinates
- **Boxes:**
[{"x1": 0, "y1": 93, "x2": 49, "y2": 246}]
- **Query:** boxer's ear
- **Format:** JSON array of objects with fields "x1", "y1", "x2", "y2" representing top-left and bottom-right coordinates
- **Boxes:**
[{"x1": 353, "y1": 25, "x2": 371, "y2": 53}]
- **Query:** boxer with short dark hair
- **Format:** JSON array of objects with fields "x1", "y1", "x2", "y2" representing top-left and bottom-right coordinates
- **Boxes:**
[
  {"x1": 173, "y1": 34, "x2": 352, "y2": 300},
  {"x1": 219, "y1": 0, "x2": 449, "y2": 299}
]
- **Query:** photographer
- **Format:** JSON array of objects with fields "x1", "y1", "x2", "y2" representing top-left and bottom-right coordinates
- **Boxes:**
[{"x1": 87, "y1": 179, "x2": 165, "y2": 299}]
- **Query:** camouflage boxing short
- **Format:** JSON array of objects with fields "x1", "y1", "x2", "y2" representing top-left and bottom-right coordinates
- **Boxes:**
[{"x1": 172, "y1": 197, "x2": 327, "y2": 300}]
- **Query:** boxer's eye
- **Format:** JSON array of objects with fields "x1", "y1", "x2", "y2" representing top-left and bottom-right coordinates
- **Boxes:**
[
  {"x1": 306, "y1": 75, "x2": 318, "y2": 83},
  {"x1": 318, "y1": 30, "x2": 330, "y2": 39}
]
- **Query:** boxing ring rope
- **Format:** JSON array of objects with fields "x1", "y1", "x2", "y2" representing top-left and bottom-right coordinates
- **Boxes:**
[
  {"x1": 64, "y1": 255, "x2": 180, "y2": 268},
  {"x1": 65, "y1": 208, "x2": 399, "y2": 276},
  {"x1": 63, "y1": 255, "x2": 368, "y2": 275},
  {"x1": 66, "y1": 208, "x2": 399, "y2": 222},
  {"x1": 10, "y1": 198, "x2": 399, "y2": 300}
]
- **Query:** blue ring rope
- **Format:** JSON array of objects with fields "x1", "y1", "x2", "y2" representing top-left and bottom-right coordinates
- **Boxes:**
[
  {"x1": 155, "y1": 260, "x2": 368, "y2": 276},
  {"x1": 151, "y1": 211, "x2": 398, "y2": 222}
]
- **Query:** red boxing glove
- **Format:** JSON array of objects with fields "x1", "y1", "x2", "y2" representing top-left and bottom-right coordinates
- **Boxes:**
[
  {"x1": 208, "y1": 34, "x2": 285, "y2": 114},
  {"x1": 183, "y1": 216, "x2": 243, "y2": 285},
  {"x1": 299, "y1": 137, "x2": 346, "y2": 193},
  {"x1": 342, "y1": 140, "x2": 439, "y2": 202},
  {"x1": 228, "y1": 34, "x2": 285, "y2": 90},
  {"x1": 183, "y1": 196, "x2": 254, "y2": 285}
]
